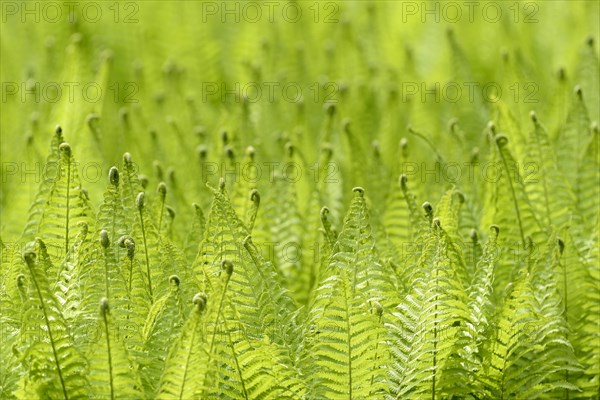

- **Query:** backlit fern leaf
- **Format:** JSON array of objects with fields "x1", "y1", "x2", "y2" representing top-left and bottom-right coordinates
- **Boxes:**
[
  {"x1": 21, "y1": 126, "x2": 64, "y2": 242},
  {"x1": 15, "y1": 246, "x2": 88, "y2": 399},
  {"x1": 524, "y1": 113, "x2": 574, "y2": 228},
  {"x1": 88, "y1": 298, "x2": 144, "y2": 399},
  {"x1": 35, "y1": 142, "x2": 93, "y2": 266},
  {"x1": 387, "y1": 221, "x2": 475, "y2": 399}
]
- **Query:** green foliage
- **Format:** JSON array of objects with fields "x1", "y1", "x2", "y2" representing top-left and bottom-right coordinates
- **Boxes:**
[{"x1": 1, "y1": 1, "x2": 599, "y2": 399}]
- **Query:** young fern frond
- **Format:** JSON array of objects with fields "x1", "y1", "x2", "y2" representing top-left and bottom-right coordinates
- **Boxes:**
[
  {"x1": 140, "y1": 276, "x2": 186, "y2": 396},
  {"x1": 387, "y1": 220, "x2": 475, "y2": 399},
  {"x1": 524, "y1": 112, "x2": 574, "y2": 228},
  {"x1": 21, "y1": 126, "x2": 65, "y2": 242},
  {"x1": 17, "y1": 247, "x2": 88, "y2": 399},
  {"x1": 35, "y1": 141, "x2": 93, "y2": 265},
  {"x1": 157, "y1": 292, "x2": 210, "y2": 399},
  {"x1": 88, "y1": 298, "x2": 144, "y2": 399}
]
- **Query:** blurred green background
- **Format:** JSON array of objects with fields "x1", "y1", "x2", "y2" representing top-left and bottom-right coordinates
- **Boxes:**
[{"x1": 1, "y1": 0, "x2": 598, "y2": 240}]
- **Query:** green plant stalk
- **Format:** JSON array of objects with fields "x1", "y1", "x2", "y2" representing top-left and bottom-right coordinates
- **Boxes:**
[
  {"x1": 26, "y1": 258, "x2": 69, "y2": 400},
  {"x1": 138, "y1": 208, "x2": 153, "y2": 299},
  {"x1": 101, "y1": 307, "x2": 115, "y2": 400}
]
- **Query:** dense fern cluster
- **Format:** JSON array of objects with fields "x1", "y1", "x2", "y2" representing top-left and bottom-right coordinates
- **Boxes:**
[{"x1": 1, "y1": 1, "x2": 599, "y2": 399}]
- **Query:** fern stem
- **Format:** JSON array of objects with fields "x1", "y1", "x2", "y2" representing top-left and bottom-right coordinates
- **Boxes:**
[
  {"x1": 369, "y1": 307, "x2": 383, "y2": 393},
  {"x1": 178, "y1": 315, "x2": 201, "y2": 399},
  {"x1": 201, "y1": 265, "x2": 232, "y2": 397},
  {"x1": 101, "y1": 302, "x2": 115, "y2": 400},
  {"x1": 25, "y1": 255, "x2": 70, "y2": 400},
  {"x1": 559, "y1": 243, "x2": 569, "y2": 399},
  {"x1": 496, "y1": 138, "x2": 526, "y2": 246},
  {"x1": 345, "y1": 284, "x2": 353, "y2": 399},
  {"x1": 138, "y1": 207, "x2": 153, "y2": 299},
  {"x1": 157, "y1": 188, "x2": 166, "y2": 237},
  {"x1": 65, "y1": 153, "x2": 71, "y2": 254},
  {"x1": 432, "y1": 271, "x2": 438, "y2": 400},
  {"x1": 531, "y1": 117, "x2": 553, "y2": 225},
  {"x1": 223, "y1": 317, "x2": 249, "y2": 399}
]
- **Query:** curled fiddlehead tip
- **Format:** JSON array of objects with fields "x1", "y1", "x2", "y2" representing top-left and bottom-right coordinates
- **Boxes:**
[
  {"x1": 490, "y1": 224, "x2": 500, "y2": 236},
  {"x1": 325, "y1": 102, "x2": 336, "y2": 117},
  {"x1": 250, "y1": 189, "x2": 260, "y2": 204},
  {"x1": 225, "y1": 145, "x2": 235, "y2": 159},
  {"x1": 557, "y1": 238, "x2": 565, "y2": 255},
  {"x1": 242, "y1": 235, "x2": 253, "y2": 248},
  {"x1": 495, "y1": 134, "x2": 509, "y2": 147},
  {"x1": 192, "y1": 203, "x2": 201, "y2": 212},
  {"x1": 399, "y1": 174, "x2": 408, "y2": 188},
  {"x1": 218, "y1": 177, "x2": 226, "y2": 191},
  {"x1": 372, "y1": 140, "x2": 380, "y2": 157},
  {"x1": 194, "y1": 125, "x2": 206, "y2": 137},
  {"x1": 222, "y1": 259, "x2": 234, "y2": 276},
  {"x1": 117, "y1": 235, "x2": 133, "y2": 247},
  {"x1": 55, "y1": 125, "x2": 63, "y2": 135},
  {"x1": 193, "y1": 292, "x2": 208, "y2": 312},
  {"x1": 32, "y1": 241, "x2": 47, "y2": 259},
  {"x1": 16, "y1": 274, "x2": 26, "y2": 287},
  {"x1": 352, "y1": 187, "x2": 365, "y2": 196},
  {"x1": 406, "y1": 124, "x2": 415, "y2": 134},
  {"x1": 371, "y1": 301, "x2": 383, "y2": 316},
  {"x1": 126, "y1": 240, "x2": 135, "y2": 259},
  {"x1": 432, "y1": 217, "x2": 441, "y2": 229},
  {"x1": 320, "y1": 206, "x2": 330, "y2": 220},
  {"x1": 246, "y1": 145, "x2": 255, "y2": 160},
  {"x1": 59, "y1": 142, "x2": 71, "y2": 156},
  {"x1": 221, "y1": 129, "x2": 229, "y2": 144},
  {"x1": 285, "y1": 142, "x2": 294, "y2": 158},
  {"x1": 422, "y1": 201, "x2": 433, "y2": 215},
  {"x1": 529, "y1": 110, "x2": 538, "y2": 123},
  {"x1": 574, "y1": 85, "x2": 583, "y2": 98},
  {"x1": 100, "y1": 297, "x2": 109, "y2": 314},
  {"x1": 169, "y1": 275, "x2": 181, "y2": 286},
  {"x1": 136, "y1": 192, "x2": 145, "y2": 210},
  {"x1": 166, "y1": 167, "x2": 175, "y2": 183},
  {"x1": 101, "y1": 48, "x2": 113, "y2": 62},
  {"x1": 78, "y1": 221, "x2": 89, "y2": 236},
  {"x1": 86, "y1": 113, "x2": 100, "y2": 126},
  {"x1": 139, "y1": 175, "x2": 149, "y2": 189},
  {"x1": 321, "y1": 142, "x2": 333, "y2": 158},
  {"x1": 470, "y1": 228, "x2": 478, "y2": 242},
  {"x1": 23, "y1": 250, "x2": 36, "y2": 265},
  {"x1": 487, "y1": 121, "x2": 496, "y2": 135},
  {"x1": 157, "y1": 182, "x2": 167, "y2": 197},
  {"x1": 342, "y1": 118, "x2": 351, "y2": 132},
  {"x1": 153, "y1": 160, "x2": 163, "y2": 178},
  {"x1": 400, "y1": 137, "x2": 408, "y2": 149},
  {"x1": 108, "y1": 166, "x2": 119, "y2": 186},
  {"x1": 166, "y1": 206, "x2": 175, "y2": 219},
  {"x1": 448, "y1": 117, "x2": 459, "y2": 132},
  {"x1": 455, "y1": 190, "x2": 465, "y2": 204},
  {"x1": 123, "y1": 152, "x2": 132, "y2": 164},
  {"x1": 100, "y1": 230, "x2": 109, "y2": 248},
  {"x1": 197, "y1": 144, "x2": 208, "y2": 158}
]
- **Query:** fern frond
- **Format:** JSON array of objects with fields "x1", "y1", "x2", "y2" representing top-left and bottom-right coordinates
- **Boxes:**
[
  {"x1": 88, "y1": 298, "x2": 144, "y2": 399},
  {"x1": 16, "y1": 247, "x2": 88, "y2": 399}
]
